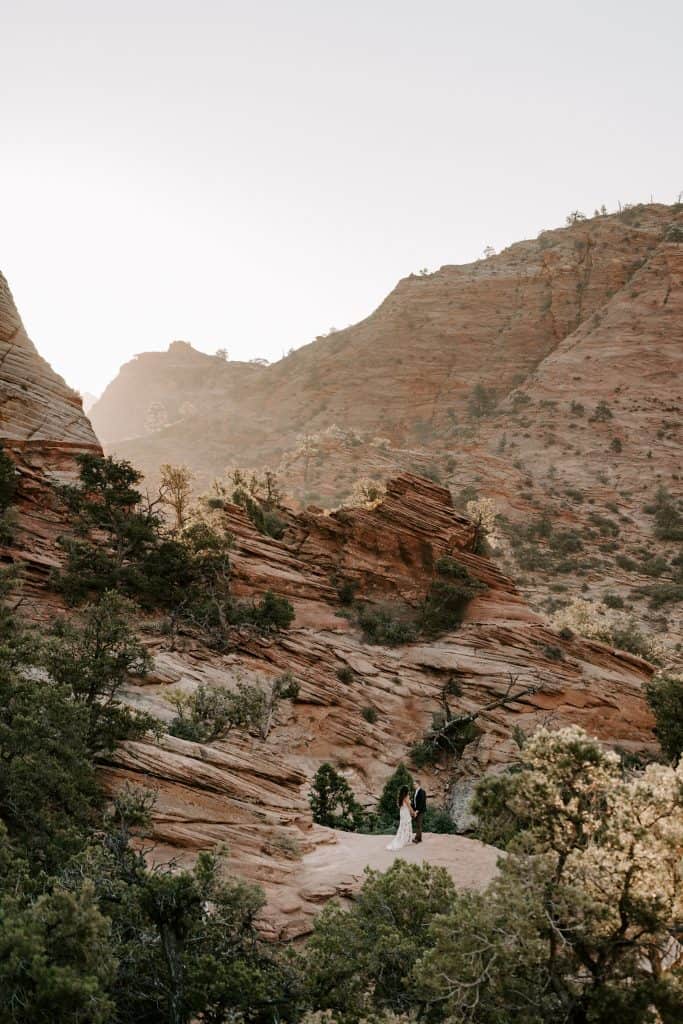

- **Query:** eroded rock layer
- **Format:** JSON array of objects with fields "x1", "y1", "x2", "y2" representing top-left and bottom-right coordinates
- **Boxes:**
[{"x1": 99, "y1": 474, "x2": 655, "y2": 936}]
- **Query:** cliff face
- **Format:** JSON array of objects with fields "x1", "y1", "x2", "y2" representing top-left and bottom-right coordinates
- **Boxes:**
[
  {"x1": 0, "y1": 272, "x2": 98, "y2": 449},
  {"x1": 0, "y1": 272, "x2": 101, "y2": 614},
  {"x1": 100, "y1": 474, "x2": 655, "y2": 937},
  {"x1": 0, "y1": 266, "x2": 661, "y2": 939},
  {"x1": 91, "y1": 204, "x2": 683, "y2": 667},
  {"x1": 92, "y1": 204, "x2": 681, "y2": 475}
]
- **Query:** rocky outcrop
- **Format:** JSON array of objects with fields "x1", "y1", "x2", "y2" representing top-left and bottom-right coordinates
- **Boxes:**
[
  {"x1": 92, "y1": 204, "x2": 683, "y2": 668},
  {"x1": 0, "y1": 272, "x2": 98, "y2": 449},
  {"x1": 0, "y1": 271, "x2": 101, "y2": 617},
  {"x1": 98, "y1": 474, "x2": 655, "y2": 936},
  {"x1": 0, "y1": 267, "x2": 660, "y2": 939}
]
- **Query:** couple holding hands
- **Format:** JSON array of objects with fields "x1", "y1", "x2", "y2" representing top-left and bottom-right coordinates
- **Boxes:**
[{"x1": 386, "y1": 780, "x2": 427, "y2": 851}]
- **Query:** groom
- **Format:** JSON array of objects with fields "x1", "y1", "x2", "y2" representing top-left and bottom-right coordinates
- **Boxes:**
[{"x1": 412, "y1": 779, "x2": 427, "y2": 843}]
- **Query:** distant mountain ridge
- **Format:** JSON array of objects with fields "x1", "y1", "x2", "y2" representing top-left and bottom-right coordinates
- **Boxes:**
[{"x1": 90, "y1": 202, "x2": 683, "y2": 669}]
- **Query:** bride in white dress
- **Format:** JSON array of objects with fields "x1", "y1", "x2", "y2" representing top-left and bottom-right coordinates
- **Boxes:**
[{"x1": 386, "y1": 785, "x2": 416, "y2": 851}]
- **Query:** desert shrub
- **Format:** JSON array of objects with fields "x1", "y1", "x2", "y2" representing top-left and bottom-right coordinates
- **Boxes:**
[
  {"x1": 420, "y1": 559, "x2": 487, "y2": 634},
  {"x1": 235, "y1": 489, "x2": 286, "y2": 539},
  {"x1": 603, "y1": 592, "x2": 625, "y2": 609},
  {"x1": 227, "y1": 467, "x2": 286, "y2": 539},
  {"x1": 467, "y1": 383, "x2": 498, "y2": 419},
  {"x1": 610, "y1": 436, "x2": 623, "y2": 453},
  {"x1": 357, "y1": 604, "x2": 418, "y2": 645},
  {"x1": 168, "y1": 682, "x2": 268, "y2": 742},
  {"x1": 590, "y1": 399, "x2": 613, "y2": 422},
  {"x1": 640, "y1": 582, "x2": 683, "y2": 608},
  {"x1": 587, "y1": 512, "x2": 620, "y2": 537},
  {"x1": 347, "y1": 477, "x2": 386, "y2": 506},
  {"x1": 548, "y1": 528, "x2": 584, "y2": 554},
  {"x1": 361, "y1": 706, "x2": 378, "y2": 724},
  {"x1": 168, "y1": 672, "x2": 297, "y2": 744},
  {"x1": 638, "y1": 553, "x2": 669, "y2": 577},
  {"x1": 233, "y1": 589, "x2": 295, "y2": 632},
  {"x1": 0, "y1": 444, "x2": 17, "y2": 513},
  {"x1": 543, "y1": 644, "x2": 563, "y2": 661},
  {"x1": 336, "y1": 577, "x2": 359, "y2": 605},
  {"x1": 648, "y1": 485, "x2": 683, "y2": 541},
  {"x1": 336, "y1": 665, "x2": 354, "y2": 684},
  {"x1": 609, "y1": 618, "x2": 662, "y2": 662},
  {"x1": 421, "y1": 464, "x2": 442, "y2": 483},
  {"x1": 309, "y1": 763, "x2": 365, "y2": 831},
  {"x1": 453, "y1": 484, "x2": 479, "y2": 509},
  {"x1": 42, "y1": 591, "x2": 156, "y2": 752},
  {"x1": 616, "y1": 553, "x2": 639, "y2": 571},
  {"x1": 645, "y1": 674, "x2": 683, "y2": 763}
]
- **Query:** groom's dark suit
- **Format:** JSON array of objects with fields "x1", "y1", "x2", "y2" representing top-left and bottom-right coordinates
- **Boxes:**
[{"x1": 412, "y1": 786, "x2": 427, "y2": 843}]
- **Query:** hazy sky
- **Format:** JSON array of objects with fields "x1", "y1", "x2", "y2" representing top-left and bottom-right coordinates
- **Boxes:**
[{"x1": 2, "y1": 1, "x2": 682, "y2": 396}]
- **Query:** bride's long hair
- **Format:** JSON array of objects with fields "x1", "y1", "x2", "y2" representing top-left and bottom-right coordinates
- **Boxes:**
[{"x1": 397, "y1": 785, "x2": 409, "y2": 809}]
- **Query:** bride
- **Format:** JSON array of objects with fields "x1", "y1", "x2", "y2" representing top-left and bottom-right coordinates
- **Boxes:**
[{"x1": 386, "y1": 785, "x2": 416, "y2": 851}]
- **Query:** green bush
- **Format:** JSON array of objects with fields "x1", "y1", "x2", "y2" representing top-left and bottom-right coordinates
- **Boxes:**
[
  {"x1": 336, "y1": 577, "x2": 358, "y2": 605},
  {"x1": 590, "y1": 400, "x2": 613, "y2": 422},
  {"x1": 361, "y1": 706, "x2": 378, "y2": 724},
  {"x1": 646, "y1": 675, "x2": 683, "y2": 763},
  {"x1": 654, "y1": 490, "x2": 683, "y2": 541},
  {"x1": 357, "y1": 604, "x2": 418, "y2": 645},
  {"x1": 168, "y1": 682, "x2": 268, "y2": 743},
  {"x1": 233, "y1": 589, "x2": 295, "y2": 631},
  {"x1": 468, "y1": 383, "x2": 498, "y2": 419},
  {"x1": 420, "y1": 559, "x2": 487, "y2": 634},
  {"x1": 640, "y1": 582, "x2": 683, "y2": 609},
  {"x1": 309, "y1": 763, "x2": 365, "y2": 831},
  {"x1": 43, "y1": 592, "x2": 155, "y2": 752},
  {"x1": 336, "y1": 665, "x2": 354, "y2": 684},
  {"x1": 0, "y1": 445, "x2": 17, "y2": 513},
  {"x1": 302, "y1": 860, "x2": 457, "y2": 1019}
]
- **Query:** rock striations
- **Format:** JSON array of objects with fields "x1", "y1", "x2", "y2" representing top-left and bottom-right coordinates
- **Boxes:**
[
  {"x1": 90, "y1": 203, "x2": 683, "y2": 668},
  {"x1": 0, "y1": 272, "x2": 97, "y2": 449},
  {"x1": 100, "y1": 474, "x2": 655, "y2": 936},
  {"x1": 0, "y1": 271, "x2": 100, "y2": 616},
  {"x1": 0, "y1": 266, "x2": 660, "y2": 939}
]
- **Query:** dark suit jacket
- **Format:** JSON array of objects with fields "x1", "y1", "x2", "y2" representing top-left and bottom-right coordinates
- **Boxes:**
[{"x1": 413, "y1": 787, "x2": 427, "y2": 813}]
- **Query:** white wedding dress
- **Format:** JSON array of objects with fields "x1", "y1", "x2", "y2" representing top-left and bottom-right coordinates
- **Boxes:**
[{"x1": 386, "y1": 802, "x2": 413, "y2": 851}]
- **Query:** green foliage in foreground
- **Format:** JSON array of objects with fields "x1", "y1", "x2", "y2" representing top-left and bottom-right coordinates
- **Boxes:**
[{"x1": 303, "y1": 728, "x2": 683, "y2": 1024}]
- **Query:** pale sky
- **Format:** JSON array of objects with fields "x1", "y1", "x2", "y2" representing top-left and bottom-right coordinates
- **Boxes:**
[{"x1": 2, "y1": 0, "x2": 682, "y2": 396}]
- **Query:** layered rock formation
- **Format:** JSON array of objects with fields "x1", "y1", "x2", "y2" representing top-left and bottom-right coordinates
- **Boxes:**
[
  {"x1": 0, "y1": 272, "x2": 101, "y2": 615},
  {"x1": 99, "y1": 474, "x2": 655, "y2": 936},
  {"x1": 90, "y1": 203, "x2": 683, "y2": 666},
  {"x1": 0, "y1": 262, "x2": 662, "y2": 939},
  {"x1": 0, "y1": 272, "x2": 98, "y2": 449}
]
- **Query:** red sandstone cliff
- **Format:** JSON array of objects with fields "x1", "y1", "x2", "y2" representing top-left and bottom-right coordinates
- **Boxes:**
[
  {"x1": 90, "y1": 203, "x2": 682, "y2": 668},
  {"x1": 0, "y1": 264, "x2": 661, "y2": 938}
]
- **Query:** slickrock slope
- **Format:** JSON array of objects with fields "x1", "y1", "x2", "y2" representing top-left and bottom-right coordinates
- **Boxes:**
[
  {"x1": 0, "y1": 271, "x2": 101, "y2": 615},
  {"x1": 99, "y1": 474, "x2": 656, "y2": 936},
  {"x1": 0, "y1": 272, "x2": 97, "y2": 449}
]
